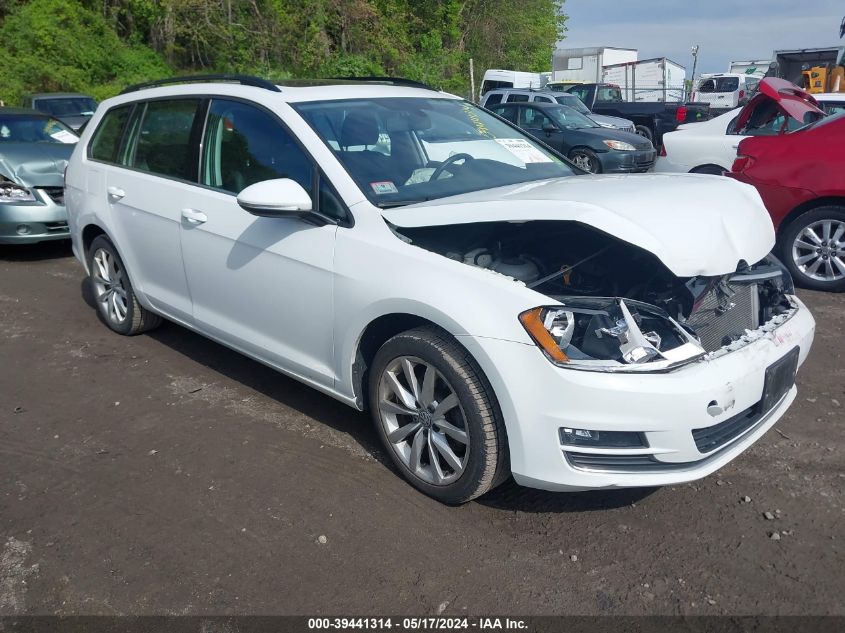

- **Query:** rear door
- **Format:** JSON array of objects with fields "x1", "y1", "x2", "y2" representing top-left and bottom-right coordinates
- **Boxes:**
[{"x1": 104, "y1": 98, "x2": 202, "y2": 322}]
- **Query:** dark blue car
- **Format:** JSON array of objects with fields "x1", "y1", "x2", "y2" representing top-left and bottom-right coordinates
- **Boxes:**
[{"x1": 488, "y1": 101, "x2": 656, "y2": 174}]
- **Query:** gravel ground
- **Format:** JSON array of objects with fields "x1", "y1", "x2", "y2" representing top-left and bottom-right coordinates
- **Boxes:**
[{"x1": 0, "y1": 241, "x2": 843, "y2": 616}]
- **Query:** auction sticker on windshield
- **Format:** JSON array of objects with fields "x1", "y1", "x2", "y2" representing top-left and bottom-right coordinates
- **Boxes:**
[
  {"x1": 494, "y1": 138, "x2": 552, "y2": 164},
  {"x1": 370, "y1": 181, "x2": 399, "y2": 195}
]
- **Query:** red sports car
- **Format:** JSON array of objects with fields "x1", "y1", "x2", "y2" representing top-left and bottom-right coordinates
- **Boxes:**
[{"x1": 728, "y1": 82, "x2": 844, "y2": 292}]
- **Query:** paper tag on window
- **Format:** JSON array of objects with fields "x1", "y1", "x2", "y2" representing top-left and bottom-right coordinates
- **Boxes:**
[
  {"x1": 494, "y1": 138, "x2": 552, "y2": 164},
  {"x1": 50, "y1": 130, "x2": 78, "y2": 144},
  {"x1": 370, "y1": 181, "x2": 398, "y2": 194}
]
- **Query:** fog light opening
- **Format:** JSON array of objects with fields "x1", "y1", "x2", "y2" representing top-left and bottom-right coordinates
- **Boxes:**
[
  {"x1": 16, "y1": 224, "x2": 31, "y2": 235},
  {"x1": 559, "y1": 427, "x2": 647, "y2": 448}
]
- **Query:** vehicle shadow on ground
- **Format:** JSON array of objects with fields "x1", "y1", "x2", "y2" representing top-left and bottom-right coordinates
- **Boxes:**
[
  {"x1": 82, "y1": 278, "x2": 386, "y2": 462},
  {"x1": 0, "y1": 240, "x2": 73, "y2": 261},
  {"x1": 81, "y1": 276, "x2": 661, "y2": 513},
  {"x1": 478, "y1": 479, "x2": 658, "y2": 513}
]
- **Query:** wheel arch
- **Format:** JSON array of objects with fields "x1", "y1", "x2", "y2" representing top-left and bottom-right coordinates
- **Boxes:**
[
  {"x1": 81, "y1": 223, "x2": 109, "y2": 257},
  {"x1": 776, "y1": 196, "x2": 845, "y2": 236},
  {"x1": 690, "y1": 163, "x2": 728, "y2": 175},
  {"x1": 350, "y1": 310, "x2": 505, "y2": 414}
]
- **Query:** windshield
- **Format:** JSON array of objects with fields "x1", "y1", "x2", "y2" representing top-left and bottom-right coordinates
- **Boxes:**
[
  {"x1": 553, "y1": 93, "x2": 591, "y2": 114},
  {"x1": 0, "y1": 115, "x2": 78, "y2": 143},
  {"x1": 294, "y1": 97, "x2": 575, "y2": 207},
  {"x1": 545, "y1": 105, "x2": 599, "y2": 129},
  {"x1": 33, "y1": 97, "x2": 97, "y2": 117}
]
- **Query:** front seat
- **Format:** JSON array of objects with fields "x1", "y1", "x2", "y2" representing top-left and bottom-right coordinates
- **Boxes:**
[{"x1": 339, "y1": 110, "x2": 395, "y2": 185}]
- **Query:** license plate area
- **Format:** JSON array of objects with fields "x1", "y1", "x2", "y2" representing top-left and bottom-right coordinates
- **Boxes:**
[{"x1": 761, "y1": 347, "x2": 799, "y2": 413}]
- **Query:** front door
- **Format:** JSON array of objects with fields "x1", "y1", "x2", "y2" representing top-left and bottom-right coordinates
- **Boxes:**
[{"x1": 178, "y1": 98, "x2": 338, "y2": 387}]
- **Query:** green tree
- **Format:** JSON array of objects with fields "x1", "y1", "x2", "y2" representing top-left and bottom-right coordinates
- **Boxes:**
[{"x1": 0, "y1": 0, "x2": 170, "y2": 103}]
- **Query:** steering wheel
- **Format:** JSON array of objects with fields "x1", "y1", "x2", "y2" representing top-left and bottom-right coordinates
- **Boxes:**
[{"x1": 429, "y1": 153, "x2": 475, "y2": 181}]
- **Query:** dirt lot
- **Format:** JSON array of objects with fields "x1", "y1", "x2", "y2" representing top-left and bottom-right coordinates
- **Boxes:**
[{"x1": 0, "y1": 241, "x2": 843, "y2": 616}]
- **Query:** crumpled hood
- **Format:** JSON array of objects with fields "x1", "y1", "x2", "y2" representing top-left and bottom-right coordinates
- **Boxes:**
[
  {"x1": 382, "y1": 174, "x2": 775, "y2": 277},
  {"x1": 0, "y1": 143, "x2": 75, "y2": 187}
]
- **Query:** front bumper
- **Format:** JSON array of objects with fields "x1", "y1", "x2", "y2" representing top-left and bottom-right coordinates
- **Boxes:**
[
  {"x1": 0, "y1": 188, "x2": 69, "y2": 244},
  {"x1": 602, "y1": 149, "x2": 657, "y2": 173},
  {"x1": 459, "y1": 296, "x2": 815, "y2": 491}
]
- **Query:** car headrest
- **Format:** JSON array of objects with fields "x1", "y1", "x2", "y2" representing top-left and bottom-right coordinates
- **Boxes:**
[{"x1": 340, "y1": 110, "x2": 380, "y2": 148}]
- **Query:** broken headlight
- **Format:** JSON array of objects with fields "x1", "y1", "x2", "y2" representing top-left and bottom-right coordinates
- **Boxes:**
[
  {"x1": 519, "y1": 297, "x2": 706, "y2": 373},
  {"x1": 0, "y1": 182, "x2": 36, "y2": 204}
]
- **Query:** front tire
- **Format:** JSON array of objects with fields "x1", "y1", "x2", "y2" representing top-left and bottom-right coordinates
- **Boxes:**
[
  {"x1": 368, "y1": 326, "x2": 509, "y2": 504},
  {"x1": 87, "y1": 235, "x2": 162, "y2": 334},
  {"x1": 568, "y1": 148, "x2": 602, "y2": 174},
  {"x1": 779, "y1": 206, "x2": 845, "y2": 293}
]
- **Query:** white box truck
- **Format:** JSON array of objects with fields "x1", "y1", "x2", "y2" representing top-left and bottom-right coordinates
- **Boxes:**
[
  {"x1": 551, "y1": 47, "x2": 637, "y2": 83},
  {"x1": 602, "y1": 57, "x2": 687, "y2": 102}
]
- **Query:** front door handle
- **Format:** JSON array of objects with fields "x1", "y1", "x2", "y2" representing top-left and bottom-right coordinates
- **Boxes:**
[
  {"x1": 107, "y1": 186, "x2": 125, "y2": 201},
  {"x1": 181, "y1": 208, "x2": 208, "y2": 225}
]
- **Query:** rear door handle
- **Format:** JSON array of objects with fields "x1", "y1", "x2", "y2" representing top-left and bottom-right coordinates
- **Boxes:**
[
  {"x1": 107, "y1": 186, "x2": 125, "y2": 201},
  {"x1": 181, "y1": 208, "x2": 207, "y2": 225}
]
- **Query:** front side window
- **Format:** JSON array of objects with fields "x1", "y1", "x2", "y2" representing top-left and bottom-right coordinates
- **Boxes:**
[
  {"x1": 543, "y1": 105, "x2": 599, "y2": 130},
  {"x1": 508, "y1": 94, "x2": 530, "y2": 103},
  {"x1": 126, "y1": 99, "x2": 200, "y2": 180},
  {"x1": 294, "y1": 97, "x2": 574, "y2": 208},
  {"x1": 89, "y1": 105, "x2": 131, "y2": 162},
  {"x1": 201, "y1": 99, "x2": 313, "y2": 196},
  {"x1": 554, "y1": 94, "x2": 591, "y2": 114},
  {"x1": 0, "y1": 115, "x2": 78, "y2": 144}
]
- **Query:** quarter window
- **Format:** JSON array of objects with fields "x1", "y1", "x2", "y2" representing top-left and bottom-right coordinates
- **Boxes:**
[
  {"x1": 89, "y1": 105, "x2": 131, "y2": 162},
  {"x1": 201, "y1": 99, "x2": 313, "y2": 197},
  {"x1": 127, "y1": 99, "x2": 201, "y2": 180}
]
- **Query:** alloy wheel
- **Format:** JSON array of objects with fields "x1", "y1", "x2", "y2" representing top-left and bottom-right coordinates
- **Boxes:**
[
  {"x1": 791, "y1": 219, "x2": 845, "y2": 282},
  {"x1": 377, "y1": 356, "x2": 470, "y2": 486},
  {"x1": 91, "y1": 248, "x2": 129, "y2": 324},
  {"x1": 571, "y1": 153, "x2": 597, "y2": 173}
]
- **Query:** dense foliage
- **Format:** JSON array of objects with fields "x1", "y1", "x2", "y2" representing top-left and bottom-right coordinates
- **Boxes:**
[{"x1": 0, "y1": 0, "x2": 566, "y2": 104}]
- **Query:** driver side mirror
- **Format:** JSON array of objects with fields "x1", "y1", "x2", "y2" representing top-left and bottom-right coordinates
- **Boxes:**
[
  {"x1": 542, "y1": 122, "x2": 558, "y2": 136},
  {"x1": 237, "y1": 178, "x2": 313, "y2": 218}
]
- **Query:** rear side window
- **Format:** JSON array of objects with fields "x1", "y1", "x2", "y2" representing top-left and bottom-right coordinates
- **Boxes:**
[
  {"x1": 484, "y1": 93, "x2": 503, "y2": 106},
  {"x1": 89, "y1": 105, "x2": 131, "y2": 162},
  {"x1": 533, "y1": 96, "x2": 553, "y2": 103},
  {"x1": 714, "y1": 77, "x2": 740, "y2": 92},
  {"x1": 126, "y1": 99, "x2": 201, "y2": 180},
  {"x1": 490, "y1": 105, "x2": 518, "y2": 123},
  {"x1": 508, "y1": 94, "x2": 530, "y2": 102}
]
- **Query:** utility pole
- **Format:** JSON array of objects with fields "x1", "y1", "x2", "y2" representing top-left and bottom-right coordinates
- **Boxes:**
[
  {"x1": 469, "y1": 58, "x2": 476, "y2": 103},
  {"x1": 690, "y1": 45, "x2": 700, "y2": 100}
]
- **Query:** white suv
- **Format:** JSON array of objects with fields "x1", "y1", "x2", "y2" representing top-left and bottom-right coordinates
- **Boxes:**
[{"x1": 66, "y1": 76, "x2": 815, "y2": 504}]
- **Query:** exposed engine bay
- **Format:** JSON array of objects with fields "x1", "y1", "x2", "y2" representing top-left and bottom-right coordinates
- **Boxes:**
[{"x1": 394, "y1": 220, "x2": 796, "y2": 371}]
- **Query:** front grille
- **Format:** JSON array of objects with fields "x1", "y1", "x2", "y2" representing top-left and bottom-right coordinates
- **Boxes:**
[
  {"x1": 692, "y1": 404, "x2": 760, "y2": 453},
  {"x1": 686, "y1": 282, "x2": 759, "y2": 352},
  {"x1": 41, "y1": 187, "x2": 65, "y2": 206},
  {"x1": 45, "y1": 221, "x2": 68, "y2": 233},
  {"x1": 566, "y1": 452, "x2": 681, "y2": 472}
]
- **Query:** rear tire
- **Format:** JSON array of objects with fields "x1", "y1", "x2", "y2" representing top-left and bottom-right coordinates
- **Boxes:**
[
  {"x1": 778, "y1": 206, "x2": 845, "y2": 293},
  {"x1": 368, "y1": 326, "x2": 509, "y2": 504},
  {"x1": 87, "y1": 235, "x2": 162, "y2": 334},
  {"x1": 634, "y1": 125, "x2": 653, "y2": 142}
]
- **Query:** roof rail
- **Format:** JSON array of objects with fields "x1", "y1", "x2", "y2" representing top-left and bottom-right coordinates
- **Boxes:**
[
  {"x1": 334, "y1": 76, "x2": 434, "y2": 90},
  {"x1": 120, "y1": 74, "x2": 281, "y2": 95}
]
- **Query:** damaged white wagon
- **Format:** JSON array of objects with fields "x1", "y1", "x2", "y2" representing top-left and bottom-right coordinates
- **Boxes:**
[{"x1": 65, "y1": 77, "x2": 815, "y2": 503}]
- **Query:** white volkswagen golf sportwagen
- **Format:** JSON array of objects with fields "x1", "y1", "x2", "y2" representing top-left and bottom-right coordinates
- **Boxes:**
[{"x1": 65, "y1": 76, "x2": 815, "y2": 504}]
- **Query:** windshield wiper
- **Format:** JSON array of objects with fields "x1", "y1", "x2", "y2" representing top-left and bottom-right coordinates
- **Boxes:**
[{"x1": 375, "y1": 199, "x2": 428, "y2": 209}]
